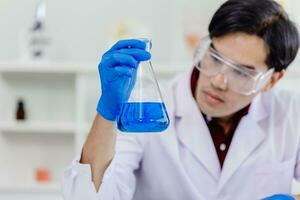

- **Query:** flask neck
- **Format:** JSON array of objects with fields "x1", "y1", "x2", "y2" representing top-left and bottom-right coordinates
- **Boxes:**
[
  {"x1": 145, "y1": 40, "x2": 152, "y2": 52},
  {"x1": 137, "y1": 38, "x2": 152, "y2": 52}
]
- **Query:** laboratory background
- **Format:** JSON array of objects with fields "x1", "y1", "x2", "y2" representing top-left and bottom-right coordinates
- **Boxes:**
[{"x1": 0, "y1": 0, "x2": 300, "y2": 199}]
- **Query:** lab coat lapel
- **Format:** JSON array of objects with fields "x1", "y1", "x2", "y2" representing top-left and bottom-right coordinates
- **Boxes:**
[
  {"x1": 174, "y1": 70, "x2": 221, "y2": 180},
  {"x1": 217, "y1": 93, "x2": 268, "y2": 192}
]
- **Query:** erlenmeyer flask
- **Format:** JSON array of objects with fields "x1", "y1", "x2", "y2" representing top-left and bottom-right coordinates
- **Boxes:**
[{"x1": 116, "y1": 39, "x2": 170, "y2": 133}]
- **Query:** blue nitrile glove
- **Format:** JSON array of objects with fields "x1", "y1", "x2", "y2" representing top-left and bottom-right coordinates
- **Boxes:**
[
  {"x1": 97, "y1": 39, "x2": 151, "y2": 121},
  {"x1": 262, "y1": 194, "x2": 295, "y2": 200}
]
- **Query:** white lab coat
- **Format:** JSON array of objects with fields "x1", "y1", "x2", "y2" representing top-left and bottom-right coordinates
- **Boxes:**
[{"x1": 62, "y1": 67, "x2": 300, "y2": 200}]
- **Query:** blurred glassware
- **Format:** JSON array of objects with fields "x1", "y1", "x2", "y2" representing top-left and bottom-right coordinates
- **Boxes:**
[
  {"x1": 19, "y1": 1, "x2": 51, "y2": 61},
  {"x1": 35, "y1": 167, "x2": 51, "y2": 183},
  {"x1": 16, "y1": 99, "x2": 26, "y2": 121}
]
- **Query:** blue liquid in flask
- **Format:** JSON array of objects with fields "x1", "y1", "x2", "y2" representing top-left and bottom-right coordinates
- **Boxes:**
[{"x1": 117, "y1": 102, "x2": 169, "y2": 132}]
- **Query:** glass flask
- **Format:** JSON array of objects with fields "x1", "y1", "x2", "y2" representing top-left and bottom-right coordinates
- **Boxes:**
[{"x1": 116, "y1": 39, "x2": 170, "y2": 133}]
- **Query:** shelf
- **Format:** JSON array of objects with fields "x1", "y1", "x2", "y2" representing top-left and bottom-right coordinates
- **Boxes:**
[
  {"x1": 0, "y1": 61, "x2": 186, "y2": 76},
  {"x1": 0, "y1": 182, "x2": 61, "y2": 193},
  {"x1": 0, "y1": 61, "x2": 96, "y2": 74},
  {"x1": 0, "y1": 121, "x2": 76, "y2": 134}
]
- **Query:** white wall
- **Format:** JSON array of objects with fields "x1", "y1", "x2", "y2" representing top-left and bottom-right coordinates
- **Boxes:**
[
  {"x1": 1, "y1": 0, "x2": 300, "y2": 69},
  {"x1": 0, "y1": 0, "x2": 225, "y2": 64}
]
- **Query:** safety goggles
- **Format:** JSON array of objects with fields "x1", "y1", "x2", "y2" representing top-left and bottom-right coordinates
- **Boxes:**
[{"x1": 193, "y1": 37, "x2": 274, "y2": 96}]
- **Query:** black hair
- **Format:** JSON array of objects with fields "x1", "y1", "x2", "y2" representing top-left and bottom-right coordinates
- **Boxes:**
[{"x1": 208, "y1": 0, "x2": 299, "y2": 72}]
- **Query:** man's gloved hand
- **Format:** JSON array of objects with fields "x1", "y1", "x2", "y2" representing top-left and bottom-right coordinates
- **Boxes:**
[
  {"x1": 97, "y1": 39, "x2": 151, "y2": 121},
  {"x1": 262, "y1": 194, "x2": 295, "y2": 200}
]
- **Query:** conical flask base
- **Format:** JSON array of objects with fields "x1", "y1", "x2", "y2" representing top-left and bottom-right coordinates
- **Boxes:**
[{"x1": 117, "y1": 102, "x2": 169, "y2": 132}]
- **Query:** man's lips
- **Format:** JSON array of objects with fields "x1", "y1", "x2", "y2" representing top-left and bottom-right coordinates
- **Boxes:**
[{"x1": 203, "y1": 91, "x2": 225, "y2": 104}]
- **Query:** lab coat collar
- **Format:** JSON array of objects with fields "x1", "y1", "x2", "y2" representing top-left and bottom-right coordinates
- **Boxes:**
[
  {"x1": 174, "y1": 67, "x2": 198, "y2": 118},
  {"x1": 173, "y1": 67, "x2": 270, "y2": 187},
  {"x1": 174, "y1": 67, "x2": 221, "y2": 180},
  {"x1": 248, "y1": 91, "x2": 269, "y2": 122},
  {"x1": 216, "y1": 114, "x2": 266, "y2": 192},
  {"x1": 217, "y1": 92, "x2": 269, "y2": 191}
]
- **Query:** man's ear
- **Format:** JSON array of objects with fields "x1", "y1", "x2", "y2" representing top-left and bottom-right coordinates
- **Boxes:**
[{"x1": 261, "y1": 70, "x2": 285, "y2": 92}]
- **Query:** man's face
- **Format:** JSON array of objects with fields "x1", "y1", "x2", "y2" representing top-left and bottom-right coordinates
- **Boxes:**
[{"x1": 195, "y1": 32, "x2": 272, "y2": 118}]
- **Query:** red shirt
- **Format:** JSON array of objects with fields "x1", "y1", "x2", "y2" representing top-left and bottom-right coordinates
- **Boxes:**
[{"x1": 191, "y1": 68, "x2": 250, "y2": 168}]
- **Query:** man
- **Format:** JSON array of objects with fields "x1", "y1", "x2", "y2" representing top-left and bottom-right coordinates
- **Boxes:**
[{"x1": 63, "y1": 0, "x2": 300, "y2": 199}]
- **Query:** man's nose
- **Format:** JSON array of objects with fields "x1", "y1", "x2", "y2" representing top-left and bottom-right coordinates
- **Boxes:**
[{"x1": 210, "y1": 72, "x2": 228, "y2": 91}]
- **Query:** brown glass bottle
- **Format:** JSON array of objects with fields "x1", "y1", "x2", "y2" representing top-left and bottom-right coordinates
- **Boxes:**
[{"x1": 16, "y1": 100, "x2": 26, "y2": 120}]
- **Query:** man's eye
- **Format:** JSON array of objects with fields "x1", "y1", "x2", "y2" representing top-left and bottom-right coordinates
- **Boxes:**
[
  {"x1": 211, "y1": 56, "x2": 222, "y2": 65},
  {"x1": 233, "y1": 69, "x2": 247, "y2": 77}
]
